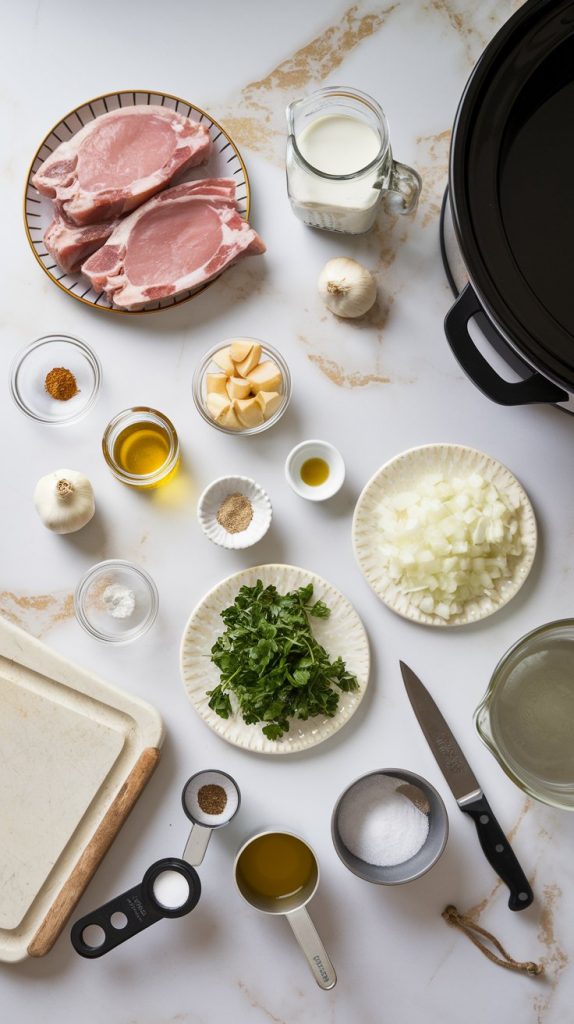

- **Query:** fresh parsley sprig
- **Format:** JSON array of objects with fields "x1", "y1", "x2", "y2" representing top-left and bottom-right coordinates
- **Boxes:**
[{"x1": 207, "y1": 581, "x2": 359, "y2": 739}]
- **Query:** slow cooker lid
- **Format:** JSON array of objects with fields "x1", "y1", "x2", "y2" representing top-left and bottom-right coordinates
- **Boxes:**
[{"x1": 450, "y1": 0, "x2": 574, "y2": 391}]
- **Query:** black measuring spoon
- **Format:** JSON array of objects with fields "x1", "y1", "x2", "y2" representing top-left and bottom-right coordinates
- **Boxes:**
[{"x1": 71, "y1": 857, "x2": 201, "y2": 958}]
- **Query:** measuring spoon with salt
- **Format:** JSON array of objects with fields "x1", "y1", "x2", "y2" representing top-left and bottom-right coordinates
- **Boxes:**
[
  {"x1": 71, "y1": 857, "x2": 201, "y2": 958},
  {"x1": 181, "y1": 769, "x2": 241, "y2": 866}
]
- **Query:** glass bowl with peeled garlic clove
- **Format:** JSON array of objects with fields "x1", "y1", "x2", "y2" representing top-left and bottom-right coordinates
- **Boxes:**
[{"x1": 193, "y1": 338, "x2": 291, "y2": 435}]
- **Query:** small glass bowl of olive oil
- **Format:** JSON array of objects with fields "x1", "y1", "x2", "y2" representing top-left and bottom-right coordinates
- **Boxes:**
[
  {"x1": 102, "y1": 407, "x2": 180, "y2": 488},
  {"x1": 285, "y1": 439, "x2": 345, "y2": 502}
]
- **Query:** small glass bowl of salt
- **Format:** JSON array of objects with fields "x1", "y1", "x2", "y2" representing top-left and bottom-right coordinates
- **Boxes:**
[
  {"x1": 331, "y1": 768, "x2": 448, "y2": 885},
  {"x1": 74, "y1": 559, "x2": 159, "y2": 643}
]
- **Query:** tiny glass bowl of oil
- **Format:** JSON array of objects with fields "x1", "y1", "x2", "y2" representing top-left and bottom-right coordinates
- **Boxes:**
[
  {"x1": 475, "y1": 619, "x2": 574, "y2": 810},
  {"x1": 285, "y1": 439, "x2": 345, "y2": 502},
  {"x1": 102, "y1": 407, "x2": 180, "y2": 488}
]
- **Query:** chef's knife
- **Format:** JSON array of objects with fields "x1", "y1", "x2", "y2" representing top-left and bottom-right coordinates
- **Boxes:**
[{"x1": 400, "y1": 660, "x2": 533, "y2": 911}]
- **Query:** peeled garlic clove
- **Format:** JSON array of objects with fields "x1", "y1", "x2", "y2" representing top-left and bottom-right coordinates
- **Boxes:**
[
  {"x1": 206, "y1": 373, "x2": 228, "y2": 396},
  {"x1": 227, "y1": 376, "x2": 252, "y2": 400},
  {"x1": 229, "y1": 339, "x2": 254, "y2": 363},
  {"x1": 236, "y1": 342, "x2": 262, "y2": 378},
  {"x1": 34, "y1": 469, "x2": 95, "y2": 534},
  {"x1": 318, "y1": 257, "x2": 377, "y2": 318},
  {"x1": 218, "y1": 403, "x2": 243, "y2": 430},
  {"x1": 235, "y1": 397, "x2": 265, "y2": 428},
  {"x1": 212, "y1": 346, "x2": 235, "y2": 375},
  {"x1": 206, "y1": 393, "x2": 230, "y2": 421},
  {"x1": 247, "y1": 360, "x2": 282, "y2": 394},
  {"x1": 256, "y1": 390, "x2": 282, "y2": 419}
]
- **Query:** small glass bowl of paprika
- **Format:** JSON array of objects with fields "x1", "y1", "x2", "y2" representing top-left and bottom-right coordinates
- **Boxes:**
[
  {"x1": 10, "y1": 334, "x2": 101, "y2": 425},
  {"x1": 102, "y1": 407, "x2": 180, "y2": 489}
]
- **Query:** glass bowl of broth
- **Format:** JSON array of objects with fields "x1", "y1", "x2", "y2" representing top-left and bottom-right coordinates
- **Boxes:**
[{"x1": 475, "y1": 619, "x2": 574, "y2": 810}]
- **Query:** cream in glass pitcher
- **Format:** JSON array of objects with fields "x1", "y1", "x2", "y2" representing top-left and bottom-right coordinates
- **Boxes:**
[{"x1": 286, "y1": 86, "x2": 422, "y2": 234}]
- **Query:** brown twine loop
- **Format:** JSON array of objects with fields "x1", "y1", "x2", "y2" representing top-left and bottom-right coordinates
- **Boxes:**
[{"x1": 442, "y1": 905, "x2": 544, "y2": 977}]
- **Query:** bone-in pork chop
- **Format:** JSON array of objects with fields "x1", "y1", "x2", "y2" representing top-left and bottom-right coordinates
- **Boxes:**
[
  {"x1": 81, "y1": 179, "x2": 265, "y2": 310},
  {"x1": 32, "y1": 106, "x2": 212, "y2": 225},
  {"x1": 43, "y1": 179, "x2": 233, "y2": 274}
]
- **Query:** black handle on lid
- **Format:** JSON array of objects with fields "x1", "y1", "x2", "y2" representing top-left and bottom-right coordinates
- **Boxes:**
[
  {"x1": 444, "y1": 283, "x2": 567, "y2": 405},
  {"x1": 461, "y1": 794, "x2": 534, "y2": 911}
]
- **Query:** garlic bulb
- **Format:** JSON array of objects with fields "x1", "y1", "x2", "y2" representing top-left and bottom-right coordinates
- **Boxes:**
[
  {"x1": 34, "y1": 469, "x2": 95, "y2": 534},
  {"x1": 318, "y1": 257, "x2": 377, "y2": 318}
]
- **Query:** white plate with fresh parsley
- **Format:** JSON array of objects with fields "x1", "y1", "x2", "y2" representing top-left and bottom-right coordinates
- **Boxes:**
[{"x1": 180, "y1": 564, "x2": 370, "y2": 754}]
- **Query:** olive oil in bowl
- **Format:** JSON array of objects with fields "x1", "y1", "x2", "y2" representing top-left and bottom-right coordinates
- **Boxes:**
[
  {"x1": 102, "y1": 407, "x2": 179, "y2": 488},
  {"x1": 114, "y1": 422, "x2": 171, "y2": 477},
  {"x1": 300, "y1": 457, "x2": 330, "y2": 487}
]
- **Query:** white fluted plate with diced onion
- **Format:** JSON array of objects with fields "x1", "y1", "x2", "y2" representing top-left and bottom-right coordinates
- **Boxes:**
[{"x1": 352, "y1": 444, "x2": 537, "y2": 627}]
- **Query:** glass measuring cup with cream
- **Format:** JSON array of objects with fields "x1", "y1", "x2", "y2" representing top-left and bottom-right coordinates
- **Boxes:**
[
  {"x1": 234, "y1": 830, "x2": 336, "y2": 990},
  {"x1": 286, "y1": 86, "x2": 421, "y2": 233}
]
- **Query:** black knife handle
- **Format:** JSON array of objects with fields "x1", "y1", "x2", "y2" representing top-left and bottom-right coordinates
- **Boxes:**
[{"x1": 462, "y1": 794, "x2": 533, "y2": 911}]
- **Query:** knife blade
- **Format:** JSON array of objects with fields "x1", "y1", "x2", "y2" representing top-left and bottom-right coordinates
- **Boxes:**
[{"x1": 400, "y1": 660, "x2": 533, "y2": 911}]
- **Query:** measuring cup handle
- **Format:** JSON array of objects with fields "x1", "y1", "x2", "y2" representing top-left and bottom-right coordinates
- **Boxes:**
[
  {"x1": 286, "y1": 907, "x2": 337, "y2": 990},
  {"x1": 382, "y1": 159, "x2": 422, "y2": 215},
  {"x1": 182, "y1": 823, "x2": 212, "y2": 866}
]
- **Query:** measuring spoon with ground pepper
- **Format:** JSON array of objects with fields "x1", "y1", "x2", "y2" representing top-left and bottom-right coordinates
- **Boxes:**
[{"x1": 181, "y1": 770, "x2": 241, "y2": 866}]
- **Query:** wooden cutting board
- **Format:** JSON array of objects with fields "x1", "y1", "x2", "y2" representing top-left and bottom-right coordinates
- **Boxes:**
[{"x1": 0, "y1": 615, "x2": 163, "y2": 961}]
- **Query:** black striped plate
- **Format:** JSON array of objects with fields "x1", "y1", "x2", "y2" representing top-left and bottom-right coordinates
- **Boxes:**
[{"x1": 24, "y1": 90, "x2": 251, "y2": 315}]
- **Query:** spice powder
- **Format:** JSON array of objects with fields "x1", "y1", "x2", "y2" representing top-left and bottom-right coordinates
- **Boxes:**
[
  {"x1": 44, "y1": 367, "x2": 79, "y2": 401},
  {"x1": 217, "y1": 493, "x2": 253, "y2": 534},
  {"x1": 197, "y1": 784, "x2": 228, "y2": 815}
]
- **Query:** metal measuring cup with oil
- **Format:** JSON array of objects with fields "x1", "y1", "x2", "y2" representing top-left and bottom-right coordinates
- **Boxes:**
[{"x1": 234, "y1": 829, "x2": 336, "y2": 990}]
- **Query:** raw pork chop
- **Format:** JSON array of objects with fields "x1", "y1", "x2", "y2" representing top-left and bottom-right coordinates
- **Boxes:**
[
  {"x1": 81, "y1": 179, "x2": 265, "y2": 310},
  {"x1": 42, "y1": 179, "x2": 230, "y2": 273},
  {"x1": 44, "y1": 211, "x2": 118, "y2": 273},
  {"x1": 32, "y1": 106, "x2": 212, "y2": 225}
]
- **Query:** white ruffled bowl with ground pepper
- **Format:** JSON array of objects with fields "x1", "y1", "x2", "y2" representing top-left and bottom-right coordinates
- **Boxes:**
[{"x1": 197, "y1": 476, "x2": 272, "y2": 549}]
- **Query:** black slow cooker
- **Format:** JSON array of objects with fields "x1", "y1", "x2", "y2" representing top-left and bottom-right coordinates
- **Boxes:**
[{"x1": 443, "y1": 0, "x2": 574, "y2": 410}]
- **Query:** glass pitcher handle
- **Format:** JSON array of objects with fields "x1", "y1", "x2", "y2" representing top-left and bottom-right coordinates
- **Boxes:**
[{"x1": 382, "y1": 160, "x2": 422, "y2": 215}]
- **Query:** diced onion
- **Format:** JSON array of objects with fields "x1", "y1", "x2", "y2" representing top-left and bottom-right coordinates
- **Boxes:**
[{"x1": 378, "y1": 473, "x2": 523, "y2": 620}]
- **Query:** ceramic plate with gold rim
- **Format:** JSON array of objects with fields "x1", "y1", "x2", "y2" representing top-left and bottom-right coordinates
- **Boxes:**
[
  {"x1": 180, "y1": 564, "x2": 370, "y2": 755},
  {"x1": 24, "y1": 90, "x2": 250, "y2": 315},
  {"x1": 352, "y1": 444, "x2": 537, "y2": 628}
]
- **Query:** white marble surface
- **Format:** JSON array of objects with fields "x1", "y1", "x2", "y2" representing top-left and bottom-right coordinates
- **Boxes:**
[{"x1": 2, "y1": 1, "x2": 573, "y2": 1021}]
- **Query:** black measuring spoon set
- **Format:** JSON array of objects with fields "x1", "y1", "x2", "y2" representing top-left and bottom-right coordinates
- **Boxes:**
[{"x1": 71, "y1": 769, "x2": 240, "y2": 958}]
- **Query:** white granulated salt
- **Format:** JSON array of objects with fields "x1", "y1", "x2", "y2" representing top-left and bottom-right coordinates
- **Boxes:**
[
  {"x1": 338, "y1": 774, "x2": 430, "y2": 867},
  {"x1": 102, "y1": 583, "x2": 136, "y2": 620}
]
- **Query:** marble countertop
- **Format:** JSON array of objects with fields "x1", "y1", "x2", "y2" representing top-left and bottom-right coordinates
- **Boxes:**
[{"x1": 2, "y1": 1, "x2": 573, "y2": 1021}]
